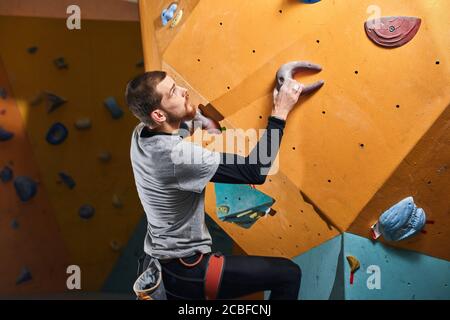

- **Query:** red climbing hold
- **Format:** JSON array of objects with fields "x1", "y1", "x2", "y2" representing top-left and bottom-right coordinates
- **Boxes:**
[{"x1": 365, "y1": 16, "x2": 421, "y2": 48}]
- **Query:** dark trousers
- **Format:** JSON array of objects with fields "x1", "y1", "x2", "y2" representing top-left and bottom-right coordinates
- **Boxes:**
[{"x1": 140, "y1": 252, "x2": 301, "y2": 300}]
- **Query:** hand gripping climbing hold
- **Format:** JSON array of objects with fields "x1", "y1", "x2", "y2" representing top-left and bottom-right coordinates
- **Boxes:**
[
  {"x1": 275, "y1": 61, "x2": 325, "y2": 94},
  {"x1": 183, "y1": 108, "x2": 221, "y2": 135},
  {"x1": 365, "y1": 16, "x2": 421, "y2": 48}
]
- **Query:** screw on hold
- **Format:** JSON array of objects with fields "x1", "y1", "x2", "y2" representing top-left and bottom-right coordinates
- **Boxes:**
[{"x1": 389, "y1": 26, "x2": 395, "y2": 32}]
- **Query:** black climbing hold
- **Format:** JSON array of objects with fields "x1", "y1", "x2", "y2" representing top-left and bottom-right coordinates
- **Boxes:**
[
  {"x1": 0, "y1": 127, "x2": 14, "y2": 141},
  {"x1": 54, "y1": 57, "x2": 68, "y2": 69},
  {"x1": 104, "y1": 97, "x2": 124, "y2": 119},
  {"x1": 59, "y1": 172, "x2": 76, "y2": 189},
  {"x1": 0, "y1": 166, "x2": 13, "y2": 183},
  {"x1": 16, "y1": 267, "x2": 32, "y2": 285},
  {"x1": 0, "y1": 87, "x2": 7, "y2": 99},
  {"x1": 27, "y1": 46, "x2": 38, "y2": 54},
  {"x1": 136, "y1": 59, "x2": 144, "y2": 68},
  {"x1": 79, "y1": 204, "x2": 95, "y2": 219},
  {"x1": 11, "y1": 219, "x2": 19, "y2": 229},
  {"x1": 98, "y1": 151, "x2": 112, "y2": 163},
  {"x1": 46, "y1": 122, "x2": 68, "y2": 145},
  {"x1": 45, "y1": 92, "x2": 67, "y2": 113},
  {"x1": 14, "y1": 176, "x2": 38, "y2": 202}
]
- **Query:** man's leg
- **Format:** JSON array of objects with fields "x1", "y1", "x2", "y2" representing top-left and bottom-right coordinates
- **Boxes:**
[{"x1": 217, "y1": 255, "x2": 301, "y2": 300}]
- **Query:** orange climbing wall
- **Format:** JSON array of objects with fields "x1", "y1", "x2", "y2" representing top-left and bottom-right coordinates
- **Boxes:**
[
  {"x1": 0, "y1": 57, "x2": 69, "y2": 296},
  {"x1": 140, "y1": 0, "x2": 449, "y2": 259},
  {"x1": 0, "y1": 16, "x2": 145, "y2": 291}
]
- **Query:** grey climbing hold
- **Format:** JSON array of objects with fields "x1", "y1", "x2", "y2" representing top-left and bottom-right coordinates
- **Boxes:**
[
  {"x1": 0, "y1": 127, "x2": 14, "y2": 141},
  {"x1": 276, "y1": 61, "x2": 325, "y2": 94},
  {"x1": 79, "y1": 204, "x2": 95, "y2": 219},
  {"x1": 28, "y1": 46, "x2": 38, "y2": 54},
  {"x1": 104, "y1": 97, "x2": 124, "y2": 119},
  {"x1": 112, "y1": 194, "x2": 123, "y2": 208},
  {"x1": 59, "y1": 172, "x2": 76, "y2": 189},
  {"x1": 14, "y1": 176, "x2": 38, "y2": 202},
  {"x1": 46, "y1": 122, "x2": 68, "y2": 145},
  {"x1": 1, "y1": 166, "x2": 13, "y2": 182},
  {"x1": 11, "y1": 219, "x2": 19, "y2": 229},
  {"x1": 16, "y1": 267, "x2": 32, "y2": 285},
  {"x1": 74, "y1": 118, "x2": 92, "y2": 130},
  {"x1": 0, "y1": 87, "x2": 7, "y2": 99},
  {"x1": 98, "y1": 151, "x2": 112, "y2": 163},
  {"x1": 54, "y1": 57, "x2": 68, "y2": 69},
  {"x1": 45, "y1": 92, "x2": 67, "y2": 113}
]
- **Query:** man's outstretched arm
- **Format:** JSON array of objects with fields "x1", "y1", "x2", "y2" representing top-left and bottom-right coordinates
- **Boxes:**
[{"x1": 211, "y1": 79, "x2": 304, "y2": 185}]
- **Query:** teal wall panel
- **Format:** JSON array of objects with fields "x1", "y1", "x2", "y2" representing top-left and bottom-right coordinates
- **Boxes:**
[{"x1": 344, "y1": 233, "x2": 450, "y2": 300}]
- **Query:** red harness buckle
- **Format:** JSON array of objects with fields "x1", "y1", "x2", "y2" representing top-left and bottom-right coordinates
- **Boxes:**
[{"x1": 204, "y1": 253, "x2": 225, "y2": 300}]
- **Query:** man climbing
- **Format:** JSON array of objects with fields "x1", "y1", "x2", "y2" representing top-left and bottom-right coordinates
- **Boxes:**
[{"x1": 126, "y1": 71, "x2": 303, "y2": 300}]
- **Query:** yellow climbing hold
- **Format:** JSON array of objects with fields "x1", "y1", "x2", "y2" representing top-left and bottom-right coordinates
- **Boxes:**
[
  {"x1": 170, "y1": 9, "x2": 183, "y2": 29},
  {"x1": 346, "y1": 256, "x2": 360, "y2": 273}
]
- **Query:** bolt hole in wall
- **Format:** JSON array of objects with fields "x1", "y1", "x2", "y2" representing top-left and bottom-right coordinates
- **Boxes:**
[
  {"x1": 396, "y1": 104, "x2": 400, "y2": 109},
  {"x1": 327, "y1": 179, "x2": 331, "y2": 183}
]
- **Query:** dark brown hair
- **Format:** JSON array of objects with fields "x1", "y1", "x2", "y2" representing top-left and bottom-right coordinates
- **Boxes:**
[{"x1": 125, "y1": 71, "x2": 167, "y2": 126}]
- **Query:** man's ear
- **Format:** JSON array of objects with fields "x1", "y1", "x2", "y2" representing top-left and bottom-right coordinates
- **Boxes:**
[{"x1": 150, "y1": 109, "x2": 166, "y2": 125}]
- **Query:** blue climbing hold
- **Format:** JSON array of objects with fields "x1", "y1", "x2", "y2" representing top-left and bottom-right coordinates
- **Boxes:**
[
  {"x1": 11, "y1": 219, "x2": 19, "y2": 229},
  {"x1": 0, "y1": 166, "x2": 13, "y2": 182},
  {"x1": 46, "y1": 92, "x2": 67, "y2": 113},
  {"x1": 59, "y1": 172, "x2": 76, "y2": 189},
  {"x1": 0, "y1": 87, "x2": 6, "y2": 99},
  {"x1": 161, "y1": 3, "x2": 178, "y2": 26},
  {"x1": 27, "y1": 46, "x2": 38, "y2": 54},
  {"x1": 46, "y1": 122, "x2": 68, "y2": 145},
  {"x1": 14, "y1": 176, "x2": 38, "y2": 202},
  {"x1": 79, "y1": 204, "x2": 95, "y2": 219},
  {"x1": 104, "y1": 97, "x2": 124, "y2": 119},
  {"x1": 302, "y1": 0, "x2": 321, "y2": 3},
  {"x1": 16, "y1": 267, "x2": 32, "y2": 285},
  {"x1": 378, "y1": 196, "x2": 426, "y2": 242},
  {"x1": 0, "y1": 127, "x2": 14, "y2": 141}
]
